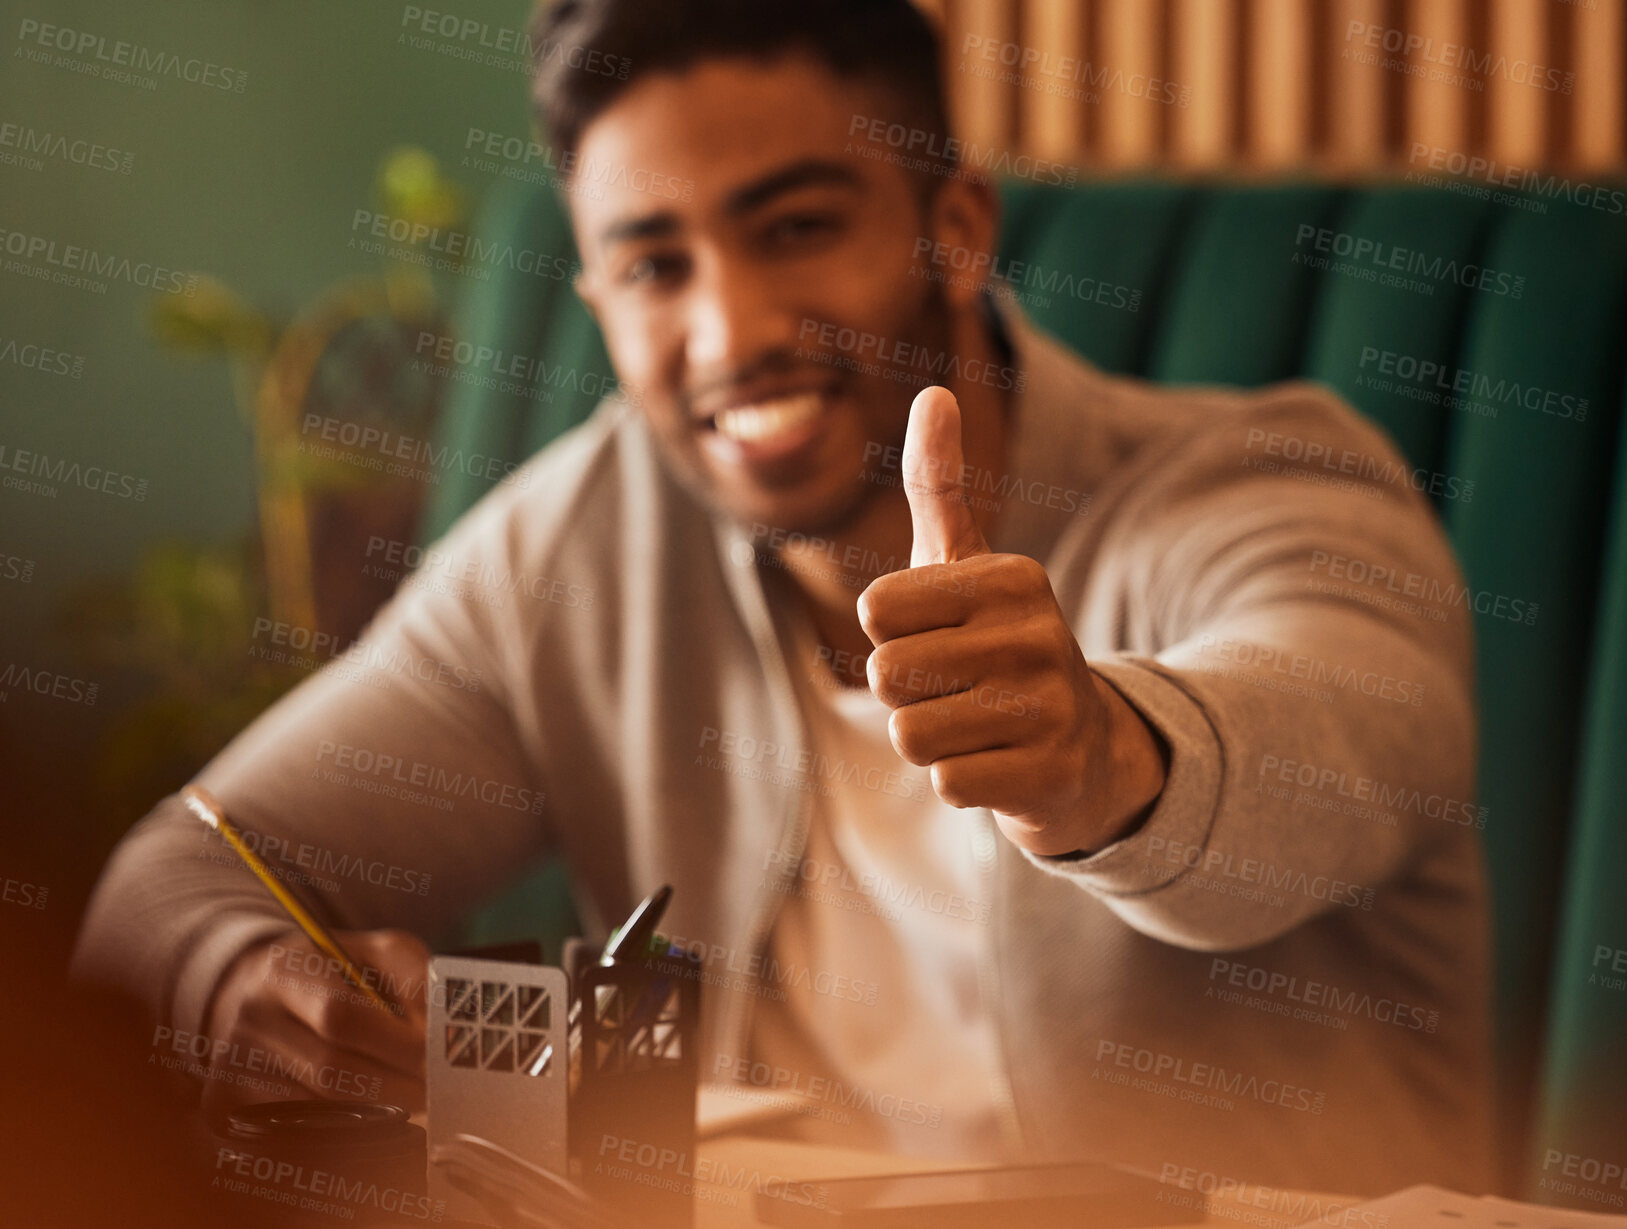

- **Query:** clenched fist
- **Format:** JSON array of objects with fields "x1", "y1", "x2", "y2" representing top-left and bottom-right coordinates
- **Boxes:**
[{"x1": 857, "y1": 385, "x2": 1168, "y2": 857}]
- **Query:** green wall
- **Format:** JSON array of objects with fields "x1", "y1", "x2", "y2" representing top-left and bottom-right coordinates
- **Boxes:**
[{"x1": 0, "y1": 0, "x2": 542, "y2": 943}]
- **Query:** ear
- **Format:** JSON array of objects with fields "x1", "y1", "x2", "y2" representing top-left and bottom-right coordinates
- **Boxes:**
[
  {"x1": 572, "y1": 265, "x2": 603, "y2": 325},
  {"x1": 565, "y1": 197, "x2": 604, "y2": 324},
  {"x1": 923, "y1": 173, "x2": 1002, "y2": 311}
]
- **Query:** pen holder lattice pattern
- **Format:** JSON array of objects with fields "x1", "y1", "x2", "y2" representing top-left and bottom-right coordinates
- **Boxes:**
[
  {"x1": 425, "y1": 947, "x2": 701, "y2": 1227},
  {"x1": 568, "y1": 945, "x2": 702, "y2": 1229},
  {"x1": 426, "y1": 957, "x2": 571, "y2": 1222}
]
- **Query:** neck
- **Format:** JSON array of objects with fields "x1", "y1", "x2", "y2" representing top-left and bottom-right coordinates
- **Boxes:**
[{"x1": 777, "y1": 307, "x2": 1011, "y2": 687}]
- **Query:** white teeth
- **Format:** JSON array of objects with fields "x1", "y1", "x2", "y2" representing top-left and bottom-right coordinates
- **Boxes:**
[{"x1": 713, "y1": 392, "x2": 822, "y2": 443}]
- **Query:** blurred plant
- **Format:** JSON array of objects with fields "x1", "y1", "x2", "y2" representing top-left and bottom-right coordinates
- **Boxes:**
[
  {"x1": 59, "y1": 541, "x2": 296, "y2": 819},
  {"x1": 149, "y1": 146, "x2": 463, "y2": 630},
  {"x1": 62, "y1": 147, "x2": 466, "y2": 814}
]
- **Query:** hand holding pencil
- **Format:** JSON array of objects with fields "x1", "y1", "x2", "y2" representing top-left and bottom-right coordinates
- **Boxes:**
[
  {"x1": 184, "y1": 786, "x2": 400, "y2": 1014},
  {"x1": 183, "y1": 785, "x2": 430, "y2": 1112}
]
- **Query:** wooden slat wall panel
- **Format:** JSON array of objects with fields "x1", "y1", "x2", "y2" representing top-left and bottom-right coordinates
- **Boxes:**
[
  {"x1": 950, "y1": 0, "x2": 1021, "y2": 157},
  {"x1": 1097, "y1": 0, "x2": 1165, "y2": 167},
  {"x1": 1252, "y1": 0, "x2": 1313, "y2": 166},
  {"x1": 1402, "y1": 0, "x2": 1471, "y2": 168},
  {"x1": 1489, "y1": 0, "x2": 1550, "y2": 166},
  {"x1": 1021, "y1": 0, "x2": 1086, "y2": 160},
  {"x1": 1170, "y1": 0, "x2": 1238, "y2": 169},
  {"x1": 933, "y1": 0, "x2": 1623, "y2": 174},
  {"x1": 1327, "y1": 0, "x2": 1392, "y2": 170},
  {"x1": 1573, "y1": 0, "x2": 1624, "y2": 171}
]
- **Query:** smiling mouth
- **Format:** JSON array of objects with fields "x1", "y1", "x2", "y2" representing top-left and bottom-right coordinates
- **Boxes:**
[{"x1": 708, "y1": 391, "x2": 825, "y2": 443}]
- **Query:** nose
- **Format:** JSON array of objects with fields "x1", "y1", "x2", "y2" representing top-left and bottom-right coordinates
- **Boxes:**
[{"x1": 683, "y1": 250, "x2": 803, "y2": 378}]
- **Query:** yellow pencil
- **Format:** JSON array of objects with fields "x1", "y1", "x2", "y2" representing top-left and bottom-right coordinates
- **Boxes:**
[{"x1": 182, "y1": 784, "x2": 400, "y2": 1014}]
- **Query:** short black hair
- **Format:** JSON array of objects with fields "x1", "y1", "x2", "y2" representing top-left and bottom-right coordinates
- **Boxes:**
[{"x1": 529, "y1": 0, "x2": 955, "y2": 182}]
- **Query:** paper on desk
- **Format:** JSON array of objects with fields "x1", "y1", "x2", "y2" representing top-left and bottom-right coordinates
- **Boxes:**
[
  {"x1": 696, "y1": 1082, "x2": 821, "y2": 1140},
  {"x1": 1299, "y1": 1185, "x2": 1627, "y2": 1229}
]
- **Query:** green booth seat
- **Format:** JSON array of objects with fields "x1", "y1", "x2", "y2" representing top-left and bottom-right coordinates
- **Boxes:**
[
  {"x1": 417, "y1": 175, "x2": 1627, "y2": 1199},
  {"x1": 1531, "y1": 373, "x2": 1627, "y2": 1205}
]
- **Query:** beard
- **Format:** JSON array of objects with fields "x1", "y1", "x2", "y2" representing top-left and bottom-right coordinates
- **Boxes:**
[{"x1": 772, "y1": 277, "x2": 960, "y2": 539}]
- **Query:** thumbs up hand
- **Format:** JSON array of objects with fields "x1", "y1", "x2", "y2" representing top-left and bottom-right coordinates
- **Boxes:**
[
  {"x1": 856, "y1": 386, "x2": 1166, "y2": 857},
  {"x1": 897, "y1": 384, "x2": 994, "y2": 568}
]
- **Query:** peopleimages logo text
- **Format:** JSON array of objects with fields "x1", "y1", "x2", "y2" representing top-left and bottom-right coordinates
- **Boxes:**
[
  {"x1": 14, "y1": 18, "x2": 249, "y2": 91},
  {"x1": 314, "y1": 740, "x2": 545, "y2": 815},
  {"x1": 350, "y1": 210, "x2": 580, "y2": 282},
  {"x1": 0, "y1": 443, "x2": 149, "y2": 501},
  {"x1": 1357, "y1": 347, "x2": 1587, "y2": 421},
  {"x1": 1294, "y1": 224, "x2": 1524, "y2": 298},
  {"x1": 1344, "y1": 20, "x2": 1574, "y2": 93},
  {"x1": 1095, "y1": 1040, "x2": 1327, "y2": 1113},
  {"x1": 0, "y1": 120, "x2": 133, "y2": 173},
  {"x1": 0, "y1": 226, "x2": 194, "y2": 295},
  {"x1": 847, "y1": 114, "x2": 1077, "y2": 187},
  {"x1": 1208, "y1": 958, "x2": 1440, "y2": 1032},
  {"x1": 1308, "y1": 550, "x2": 1538, "y2": 626}
]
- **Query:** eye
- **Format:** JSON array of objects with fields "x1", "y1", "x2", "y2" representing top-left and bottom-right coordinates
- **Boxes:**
[
  {"x1": 620, "y1": 252, "x2": 687, "y2": 286},
  {"x1": 765, "y1": 212, "x2": 843, "y2": 247}
]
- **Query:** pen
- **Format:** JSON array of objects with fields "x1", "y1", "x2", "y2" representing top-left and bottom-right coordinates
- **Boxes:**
[
  {"x1": 602, "y1": 885, "x2": 679, "y2": 1057},
  {"x1": 599, "y1": 883, "x2": 673, "y2": 966},
  {"x1": 567, "y1": 884, "x2": 675, "y2": 1038},
  {"x1": 182, "y1": 784, "x2": 400, "y2": 1015}
]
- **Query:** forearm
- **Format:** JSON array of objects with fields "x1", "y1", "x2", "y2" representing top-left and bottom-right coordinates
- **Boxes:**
[
  {"x1": 72, "y1": 586, "x2": 552, "y2": 1035},
  {"x1": 1077, "y1": 670, "x2": 1170, "y2": 851},
  {"x1": 1021, "y1": 386, "x2": 1482, "y2": 949},
  {"x1": 1025, "y1": 602, "x2": 1477, "y2": 950},
  {"x1": 71, "y1": 798, "x2": 303, "y2": 1037}
]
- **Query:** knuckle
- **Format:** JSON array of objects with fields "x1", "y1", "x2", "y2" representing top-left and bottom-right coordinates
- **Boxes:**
[
  {"x1": 376, "y1": 927, "x2": 426, "y2": 960},
  {"x1": 855, "y1": 584, "x2": 886, "y2": 642},
  {"x1": 1013, "y1": 554, "x2": 1049, "y2": 588},
  {"x1": 311, "y1": 990, "x2": 345, "y2": 1038},
  {"x1": 871, "y1": 646, "x2": 921, "y2": 707},
  {"x1": 989, "y1": 553, "x2": 1046, "y2": 599},
  {"x1": 866, "y1": 643, "x2": 897, "y2": 700},
  {"x1": 1040, "y1": 614, "x2": 1077, "y2": 660},
  {"x1": 888, "y1": 711, "x2": 931, "y2": 765},
  {"x1": 854, "y1": 587, "x2": 875, "y2": 632},
  {"x1": 931, "y1": 763, "x2": 975, "y2": 809}
]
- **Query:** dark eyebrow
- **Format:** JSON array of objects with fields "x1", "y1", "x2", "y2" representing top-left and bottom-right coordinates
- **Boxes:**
[
  {"x1": 599, "y1": 212, "x2": 681, "y2": 246},
  {"x1": 595, "y1": 158, "x2": 863, "y2": 247},
  {"x1": 721, "y1": 158, "x2": 863, "y2": 216}
]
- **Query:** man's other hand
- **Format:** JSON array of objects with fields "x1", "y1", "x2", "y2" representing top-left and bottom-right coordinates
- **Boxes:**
[
  {"x1": 199, "y1": 927, "x2": 429, "y2": 1114},
  {"x1": 857, "y1": 385, "x2": 1168, "y2": 857}
]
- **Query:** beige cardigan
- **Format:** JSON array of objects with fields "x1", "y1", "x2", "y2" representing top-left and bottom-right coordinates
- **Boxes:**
[{"x1": 74, "y1": 300, "x2": 1493, "y2": 1194}]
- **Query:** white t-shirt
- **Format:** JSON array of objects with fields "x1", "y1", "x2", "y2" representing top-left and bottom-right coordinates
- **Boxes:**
[{"x1": 745, "y1": 616, "x2": 1014, "y2": 1160}]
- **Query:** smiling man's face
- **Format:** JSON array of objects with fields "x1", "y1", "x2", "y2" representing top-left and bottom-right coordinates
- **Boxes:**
[{"x1": 569, "y1": 51, "x2": 983, "y2": 535}]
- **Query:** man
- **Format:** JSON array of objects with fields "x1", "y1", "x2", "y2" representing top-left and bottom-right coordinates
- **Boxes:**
[{"x1": 74, "y1": 0, "x2": 1493, "y2": 1194}]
